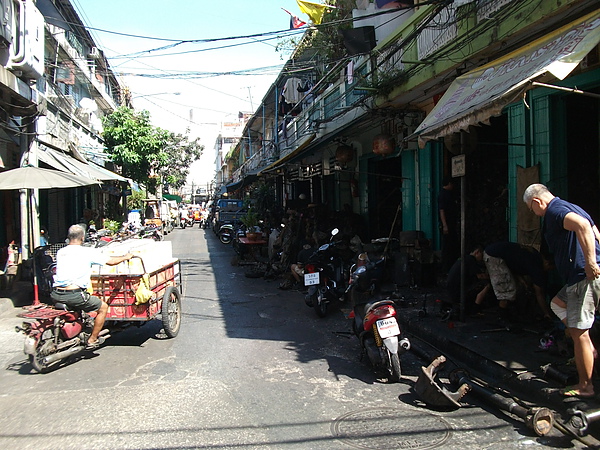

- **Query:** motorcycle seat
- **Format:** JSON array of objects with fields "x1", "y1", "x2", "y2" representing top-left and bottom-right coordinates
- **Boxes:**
[{"x1": 53, "y1": 302, "x2": 74, "y2": 311}]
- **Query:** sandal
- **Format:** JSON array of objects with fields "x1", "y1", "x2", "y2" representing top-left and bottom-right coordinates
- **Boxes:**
[
  {"x1": 560, "y1": 386, "x2": 595, "y2": 398},
  {"x1": 85, "y1": 336, "x2": 105, "y2": 350}
]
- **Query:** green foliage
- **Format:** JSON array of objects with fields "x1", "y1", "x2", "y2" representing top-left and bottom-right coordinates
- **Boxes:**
[
  {"x1": 367, "y1": 69, "x2": 408, "y2": 98},
  {"x1": 103, "y1": 219, "x2": 121, "y2": 234},
  {"x1": 240, "y1": 209, "x2": 260, "y2": 230},
  {"x1": 278, "y1": 0, "x2": 354, "y2": 63},
  {"x1": 127, "y1": 189, "x2": 146, "y2": 211},
  {"x1": 102, "y1": 107, "x2": 204, "y2": 193}
]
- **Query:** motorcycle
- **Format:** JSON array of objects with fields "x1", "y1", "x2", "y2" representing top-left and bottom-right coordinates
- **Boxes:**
[
  {"x1": 179, "y1": 215, "x2": 193, "y2": 229},
  {"x1": 303, "y1": 228, "x2": 349, "y2": 317},
  {"x1": 138, "y1": 224, "x2": 163, "y2": 241},
  {"x1": 33, "y1": 246, "x2": 58, "y2": 302},
  {"x1": 16, "y1": 303, "x2": 111, "y2": 373},
  {"x1": 217, "y1": 223, "x2": 235, "y2": 244},
  {"x1": 347, "y1": 251, "x2": 410, "y2": 382}
]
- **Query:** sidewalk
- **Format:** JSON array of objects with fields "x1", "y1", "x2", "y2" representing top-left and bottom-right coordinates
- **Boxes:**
[
  {"x1": 394, "y1": 285, "x2": 600, "y2": 443},
  {"x1": 0, "y1": 280, "x2": 34, "y2": 317}
]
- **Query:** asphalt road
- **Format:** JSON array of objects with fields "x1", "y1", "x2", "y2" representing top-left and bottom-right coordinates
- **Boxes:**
[{"x1": 0, "y1": 227, "x2": 585, "y2": 449}]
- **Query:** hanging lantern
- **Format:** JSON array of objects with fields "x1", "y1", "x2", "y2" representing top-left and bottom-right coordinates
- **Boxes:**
[
  {"x1": 372, "y1": 134, "x2": 395, "y2": 155},
  {"x1": 373, "y1": 119, "x2": 396, "y2": 155},
  {"x1": 335, "y1": 144, "x2": 354, "y2": 164}
]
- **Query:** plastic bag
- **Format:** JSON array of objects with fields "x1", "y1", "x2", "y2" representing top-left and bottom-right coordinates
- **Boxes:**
[{"x1": 135, "y1": 274, "x2": 154, "y2": 305}]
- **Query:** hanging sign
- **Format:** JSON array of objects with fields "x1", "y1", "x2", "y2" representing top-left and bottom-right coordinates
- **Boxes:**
[{"x1": 452, "y1": 154, "x2": 466, "y2": 177}]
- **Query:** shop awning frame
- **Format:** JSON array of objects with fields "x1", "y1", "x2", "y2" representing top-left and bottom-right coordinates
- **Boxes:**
[
  {"x1": 412, "y1": 9, "x2": 600, "y2": 147},
  {"x1": 37, "y1": 143, "x2": 125, "y2": 182}
]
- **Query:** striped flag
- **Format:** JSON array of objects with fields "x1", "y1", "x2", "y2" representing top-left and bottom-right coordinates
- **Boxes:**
[{"x1": 282, "y1": 8, "x2": 307, "y2": 29}]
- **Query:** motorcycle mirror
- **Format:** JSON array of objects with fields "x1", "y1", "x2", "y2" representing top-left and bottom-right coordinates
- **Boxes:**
[{"x1": 331, "y1": 228, "x2": 339, "y2": 236}]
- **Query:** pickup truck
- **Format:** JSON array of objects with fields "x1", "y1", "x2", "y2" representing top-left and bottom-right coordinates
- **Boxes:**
[{"x1": 212, "y1": 199, "x2": 245, "y2": 232}]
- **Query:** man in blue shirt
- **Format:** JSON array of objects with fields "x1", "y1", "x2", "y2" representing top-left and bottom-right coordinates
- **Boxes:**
[{"x1": 524, "y1": 184, "x2": 600, "y2": 398}]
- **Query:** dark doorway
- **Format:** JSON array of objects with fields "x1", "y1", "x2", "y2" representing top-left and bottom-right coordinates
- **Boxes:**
[
  {"x1": 565, "y1": 93, "x2": 600, "y2": 222},
  {"x1": 368, "y1": 156, "x2": 402, "y2": 238},
  {"x1": 464, "y1": 114, "x2": 509, "y2": 249}
]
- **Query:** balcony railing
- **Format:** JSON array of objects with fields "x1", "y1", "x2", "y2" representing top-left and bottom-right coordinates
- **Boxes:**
[
  {"x1": 231, "y1": 0, "x2": 525, "y2": 181},
  {"x1": 417, "y1": 4, "x2": 457, "y2": 60}
]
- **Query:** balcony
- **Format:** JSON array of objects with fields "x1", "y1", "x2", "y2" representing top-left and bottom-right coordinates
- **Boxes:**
[{"x1": 229, "y1": 0, "x2": 563, "y2": 181}]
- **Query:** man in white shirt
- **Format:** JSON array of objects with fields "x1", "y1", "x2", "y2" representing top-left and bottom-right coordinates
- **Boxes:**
[{"x1": 51, "y1": 224, "x2": 133, "y2": 348}]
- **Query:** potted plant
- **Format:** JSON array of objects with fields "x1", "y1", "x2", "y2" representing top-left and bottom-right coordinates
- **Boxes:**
[{"x1": 240, "y1": 209, "x2": 261, "y2": 240}]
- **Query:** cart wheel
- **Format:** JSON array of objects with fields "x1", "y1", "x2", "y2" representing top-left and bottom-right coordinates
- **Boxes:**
[{"x1": 162, "y1": 286, "x2": 182, "y2": 338}]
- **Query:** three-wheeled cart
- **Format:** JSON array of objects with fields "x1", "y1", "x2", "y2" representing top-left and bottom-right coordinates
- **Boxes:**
[{"x1": 90, "y1": 257, "x2": 182, "y2": 337}]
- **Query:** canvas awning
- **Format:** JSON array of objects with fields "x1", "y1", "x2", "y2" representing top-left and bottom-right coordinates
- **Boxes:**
[
  {"x1": 413, "y1": 9, "x2": 600, "y2": 146},
  {"x1": 37, "y1": 145, "x2": 125, "y2": 181}
]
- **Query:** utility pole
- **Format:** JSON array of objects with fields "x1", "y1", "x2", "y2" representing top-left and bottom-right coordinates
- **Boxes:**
[{"x1": 247, "y1": 86, "x2": 254, "y2": 111}]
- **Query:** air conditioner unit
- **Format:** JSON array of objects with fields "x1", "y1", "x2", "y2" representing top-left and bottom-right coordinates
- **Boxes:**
[
  {"x1": 88, "y1": 46, "x2": 100, "y2": 58},
  {"x1": 7, "y1": 0, "x2": 44, "y2": 80},
  {"x1": 0, "y1": 0, "x2": 13, "y2": 47}
]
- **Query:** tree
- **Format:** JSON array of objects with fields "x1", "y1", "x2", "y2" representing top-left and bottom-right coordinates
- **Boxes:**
[
  {"x1": 158, "y1": 128, "x2": 203, "y2": 190},
  {"x1": 102, "y1": 107, "x2": 204, "y2": 193}
]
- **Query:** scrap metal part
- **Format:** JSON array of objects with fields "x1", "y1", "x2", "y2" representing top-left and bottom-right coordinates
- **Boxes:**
[
  {"x1": 414, "y1": 355, "x2": 470, "y2": 409},
  {"x1": 569, "y1": 408, "x2": 600, "y2": 437},
  {"x1": 449, "y1": 369, "x2": 554, "y2": 436}
]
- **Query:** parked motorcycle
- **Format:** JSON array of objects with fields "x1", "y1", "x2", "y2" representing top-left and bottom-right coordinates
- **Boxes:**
[
  {"x1": 347, "y1": 252, "x2": 410, "y2": 382},
  {"x1": 138, "y1": 224, "x2": 163, "y2": 241},
  {"x1": 217, "y1": 223, "x2": 235, "y2": 244},
  {"x1": 33, "y1": 246, "x2": 59, "y2": 302},
  {"x1": 303, "y1": 228, "x2": 349, "y2": 317}
]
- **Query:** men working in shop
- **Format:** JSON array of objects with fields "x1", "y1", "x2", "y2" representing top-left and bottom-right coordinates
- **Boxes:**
[
  {"x1": 523, "y1": 184, "x2": 600, "y2": 398},
  {"x1": 51, "y1": 224, "x2": 134, "y2": 348},
  {"x1": 445, "y1": 244, "x2": 490, "y2": 317},
  {"x1": 483, "y1": 241, "x2": 553, "y2": 321},
  {"x1": 438, "y1": 176, "x2": 459, "y2": 275}
]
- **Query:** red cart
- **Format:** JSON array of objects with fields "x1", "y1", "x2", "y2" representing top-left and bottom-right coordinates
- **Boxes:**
[{"x1": 90, "y1": 257, "x2": 182, "y2": 337}]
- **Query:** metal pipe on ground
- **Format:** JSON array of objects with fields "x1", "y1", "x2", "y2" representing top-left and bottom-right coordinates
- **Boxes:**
[{"x1": 450, "y1": 369, "x2": 555, "y2": 436}]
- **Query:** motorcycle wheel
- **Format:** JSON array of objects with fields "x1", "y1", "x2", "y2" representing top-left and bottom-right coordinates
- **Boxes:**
[
  {"x1": 314, "y1": 294, "x2": 327, "y2": 318},
  {"x1": 219, "y1": 231, "x2": 233, "y2": 244},
  {"x1": 385, "y1": 349, "x2": 402, "y2": 383},
  {"x1": 30, "y1": 338, "x2": 62, "y2": 374},
  {"x1": 162, "y1": 286, "x2": 182, "y2": 338}
]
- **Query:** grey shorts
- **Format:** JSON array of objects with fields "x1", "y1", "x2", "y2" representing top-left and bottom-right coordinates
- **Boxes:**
[
  {"x1": 556, "y1": 278, "x2": 600, "y2": 329},
  {"x1": 50, "y1": 289, "x2": 102, "y2": 312},
  {"x1": 483, "y1": 252, "x2": 517, "y2": 302}
]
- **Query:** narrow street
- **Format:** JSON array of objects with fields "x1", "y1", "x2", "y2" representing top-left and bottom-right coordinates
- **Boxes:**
[{"x1": 0, "y1": 228, "x2": 573, "y2": 449}]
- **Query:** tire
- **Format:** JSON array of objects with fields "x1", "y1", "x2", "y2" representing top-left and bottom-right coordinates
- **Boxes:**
[
  {"x1": 385, "y1": 349, "x2": 402, "y2": 383},
  {"x1": 30, "y1": 338, "x2": 63, "y2": 374},
  {"x1": 314, "y1": 292, "x2": 328, "y2": 318},
  {"x1": 219, "y1": 231, "x2": 233, "y2": 244},
  {"x1": 162, "y1": 286, "x2": 182, "y2": 338}
]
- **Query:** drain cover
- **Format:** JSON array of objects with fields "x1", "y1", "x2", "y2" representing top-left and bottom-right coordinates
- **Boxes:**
[{"x1": 332, "y1": 407, "x2": 451, "y2": 449}]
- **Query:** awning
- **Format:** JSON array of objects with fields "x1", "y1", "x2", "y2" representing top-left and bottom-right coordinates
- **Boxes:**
[
  {"x1": 225, "y1": 172, "x2": 259, "y2": 193},
  {"x1": 413, "y1": 9, "x2": 600, "y2": 146},
  {"x1": 258, "y1": 133, "x2": 316, "y2": 175},
  {"x1": 37, "y1": 145, "x2": 125, "y2": 181}
]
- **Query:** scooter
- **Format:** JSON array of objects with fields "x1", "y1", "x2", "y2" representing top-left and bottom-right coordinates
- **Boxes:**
[
  {"x1": 347, "y1": 252, "x2": 410, "y2": 382},
  {"x1": 179, "y1": 216, "x2": 193, "y2": 229},
  {"x1": 16, "y1": 302, "x2": 110, "y2": 373},
  {"x1": 303, "y1": 228, "x2": 349, "y2": 317},
  {"x1": 217, "y1": 223, "x2": 235, "y2": 244}
]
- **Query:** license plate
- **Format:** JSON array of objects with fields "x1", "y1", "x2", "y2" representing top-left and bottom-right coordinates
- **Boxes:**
[
  {"x1": 376, "y1": 318, "x2": 400, "y2": 339},
  {"x1": 304, "y1": 272, "x2": 320, "y2": 286}
]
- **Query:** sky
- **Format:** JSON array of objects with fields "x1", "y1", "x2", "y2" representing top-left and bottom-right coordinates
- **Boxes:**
[{"x1": 72, "y1": 0, "x2": 308, "y2": 187}]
